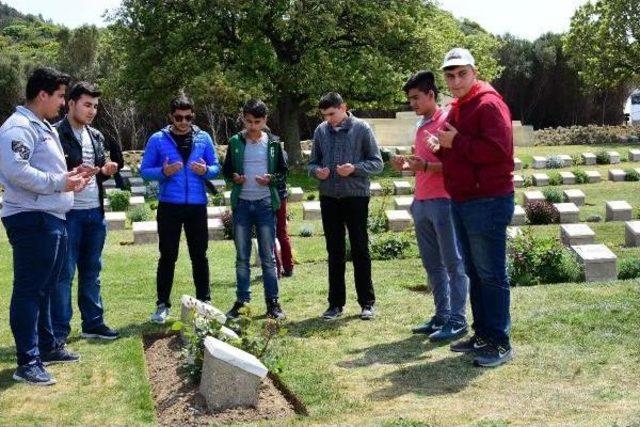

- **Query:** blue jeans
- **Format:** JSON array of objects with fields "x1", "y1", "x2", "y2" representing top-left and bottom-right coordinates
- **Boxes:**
[
  {"x1": 2, "y1": 212, "x2": 66, "y2": 366},
  {"x1": 411, "y1": 198, "x2": 468, "y2": 324},
  {"x1": 51, "y1": 208, "x2": 107, "y2": 342},
  {"x1": 452, "y1": 194, "x2": 514, "y2": 348},
  {"x1": 233, "y1": 198, "x2": 279, "y2": 302}
]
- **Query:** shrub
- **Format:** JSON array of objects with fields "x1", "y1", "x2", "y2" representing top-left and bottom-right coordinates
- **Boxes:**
[
  {"x1": 149, "y1": 200, "x2": 159, "y2": 210},
  {"x1": 525, "y1": 200, "x2": 559, "y2": 225},
  {"x1": 523, "y1": 175, "x2": 534, "y2": 187},
  {"x1": 127, "y1": 204, "x2": 152, "y2": 222},
  {"x1": 543, "y1": 187, "x2": 564, "y2": 203},
  {"x1": 108, "y1": 190, "x2": 131, "y2": 212},
  {"x1": 306, "y1": 193, "x2": 316, "y2": 201},
  {"x1": 572, "y1": 168, "x2": 589, "y2": 184},
  {"x1": 370, "y1": 233, "x2": 411, "y2": 260},
  {"x1": 618, "y1": 258, "x2": 640, "y2": 280},
  {"x1": 533, "y1": 124, "x2": 640, "y2": 146},
  {"x1": 586, "y1": 214, "x2": 602, "y2": 223},
  {"x1": 548, "y1": 172, "x2": 563, "y2": 186},
  {"x1": 299, "y1": 224, "x2": 314, "y2": 237},
  {"x1": 508, "y1": 229, "x2": 583, "y2": 286},
  {"x1": 624, "y1": 168, "x2": 640, "y2": 181},
  {"x1": 221, "y1": 210, "x2": 233, "y2": 239},
  {"x1": 546, "y1": 155, "x2": 565, "y2": 169},
  {"x1": 571, "y1": 153, "x2": 584, "y2": 166},
  {"x1": 596, "y1": 150, "x2": 611, "y2": 165}
]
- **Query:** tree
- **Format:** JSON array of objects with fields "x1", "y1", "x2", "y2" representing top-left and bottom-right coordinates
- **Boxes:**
[{"x1": 57, "y1": 25, "x2": 101, "y2": 80}]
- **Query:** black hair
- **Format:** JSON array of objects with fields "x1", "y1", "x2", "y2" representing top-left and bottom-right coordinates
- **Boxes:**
[
  {"x1": 402, "y1": 70, "x2": 439, "y2": 98},
  {"x1": 68, "y1": 81, "x2": 102, "y2": 102},
  {"x1": 25, "y1": 67, "x2": 71, "y2": 101},
  {"x1": 242, "y1": 98, "x2": 268, "y2": 118},
  {"x1": 318, "y1": 92, "x2": 344, "y2": 110},
  {"x1": 170, "y1": 94, "x2": 194, "y2": 113}
]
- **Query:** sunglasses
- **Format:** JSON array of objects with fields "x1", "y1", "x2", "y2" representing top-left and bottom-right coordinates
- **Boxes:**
[{"x1": 172, "y1": 114, "x2": 193, "y2": 122}]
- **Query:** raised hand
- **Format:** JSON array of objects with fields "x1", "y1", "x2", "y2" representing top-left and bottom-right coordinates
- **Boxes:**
[
  {"x1": 189, "y1": 157, "x2": 207, "y2": 176},
  {"x1": 391, "y1": 155, "x2": 407, "y2": 171},
  {"x1": 232, "y1": 173, "x2": 246, "y2": 184},
  {"x1": 162, "y1": 157, "x2": 183, "y2": 176}
]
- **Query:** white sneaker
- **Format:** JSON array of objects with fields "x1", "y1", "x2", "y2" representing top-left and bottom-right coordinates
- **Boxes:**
[{"x1": 150, "y1": 304, "x2": 170, "y2": 324}]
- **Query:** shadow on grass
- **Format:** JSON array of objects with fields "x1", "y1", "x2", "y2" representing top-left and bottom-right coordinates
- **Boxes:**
[
  {"x1": 337, "y1": 334, "x2": 450, "y2": 368},
  {"x1": 368, "y1": 354, "x2": 484, "y2": 399},
  {"x1": 286, "y1": 315, "x2": 361, "y2": 338},
  {"x1": 0, "y1": 345, "x2": 17, "y2": 393}
]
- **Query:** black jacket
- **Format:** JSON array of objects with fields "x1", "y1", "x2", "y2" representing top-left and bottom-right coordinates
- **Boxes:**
[{"x1": 54, "y1": 116, "x2": 124, "y2": 214}]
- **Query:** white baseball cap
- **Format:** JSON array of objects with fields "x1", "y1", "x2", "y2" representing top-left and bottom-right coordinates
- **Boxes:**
[{"x1": 441, "y1": 48, "x2": 475, "y2": 70}]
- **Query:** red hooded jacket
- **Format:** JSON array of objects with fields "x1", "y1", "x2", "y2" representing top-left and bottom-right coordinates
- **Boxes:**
[{"x1": 436, "y1": 81, "x2": 514, "y2": 202}]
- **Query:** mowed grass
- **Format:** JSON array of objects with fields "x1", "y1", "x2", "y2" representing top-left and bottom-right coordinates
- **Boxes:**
[{"x1": 0, "y1": 144, "x2": 638, "y2": 426}]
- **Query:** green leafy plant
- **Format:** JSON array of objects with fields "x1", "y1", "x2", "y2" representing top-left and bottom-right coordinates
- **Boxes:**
[
  {"x1": 572, "y1": 168, "x2": 589, "y2": 184},
  {"x1": 546, "y1": 155, "x2": 565, "y2": 169},
  {"x1": 571, "y1": 153, "x2": 585, "y2": 166},
  {"x1": 221, "y1": 210, "x2": 233, "y2": 239},
  {"x1": 368, "y1": 193, "x2": 391, "y2": 234},
  {"x1": 596, "y1": 150, "x2": 611, "y2": 165},
  {"x1": 523, "y1": 175, "x2": 534, "y2": 187},
  {"x1": 586, "y1": 214, "x2": 602, "y2": 222},
  {"x1": 525, "y1": 200, "x2": 559, "y2": 225},
  {"x1": 107, "y1": 190, "x2": 131, "y2": 212},
  {"x1": 624, "y1": 168, "x2": 640, "y2": 181},
  {"x1": 370, "y1": 233, "x2": 411, "y2": 260},
  {"x1": 299, "y1": 224, "x2": 314, "y2": 237},
  {"x1": 618, "y1": 258, "x2": 640, "y2": 280},
  {"x1": 127, "y1": 204, "x2": 152, "y2": 222},
  {"x1": 543, "y1": 187, "x2": 564, "y2": 203},
  {"x1": 306, "y1": 193, "x2": 316, "y2": 201},
  {"x1": 548, "y1": 172, "x2": 563, "y2": 186}
]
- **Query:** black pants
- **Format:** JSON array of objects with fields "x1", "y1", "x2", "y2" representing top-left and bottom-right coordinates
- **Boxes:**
[
  {"x1": 320, "y1": 196, "x2": 375, "y2": 308},
  {"x1": 156, "y1": 202, "x2": 210, "y2": 307}
]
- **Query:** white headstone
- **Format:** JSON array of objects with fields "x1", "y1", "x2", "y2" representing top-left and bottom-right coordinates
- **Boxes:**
[
  {"x1": 532, "y1": 156, "x2": 547, "y2": 169},
  {"x1": 302, "y1": 201, "x2": 321, "y2": 220},
  {"x1": 605, "y1": 201, "x2": 633, "y2": 222},
  {"x1": 128, "y1": 177, "x2": 144, "y2": 186},
  {"x1": 209, "y1": 179, "x2": 226, "y2": 190},
  {"x1": 130, "y1": 186, "x2": 146, "y2": 196},
  {"x1": 586, "y1": 171, "x2": 601, "y2": 183},
  {"x1": 582, "y1": 153, "x2": 596, "y2": 165},
  {"x1": 608, "y1": 169, "x2": 626, "y2": 182},
  {"x1": 563, "y1": 189, "x2": 586, "y2": 206},
  {"x1": 105, "y1": 212, "x2": 126, "y2": 231},
  {"x1": 207, "y1": 218, "x2": 224, "y2": 240},
  {"x1": 207, "y1": 206, "x2": 229, "y2": 218},
  {"x1": 625, "y1": 221, "x2": 640, "y2": 247},
  {"x1": 560, "y1": 224, "x2": 595, "y2": 246},
  {"x1": 571, "y1": 244, "x2": 617, "y2": 282},
  {"x1": 223, "y1": 191, "x2": 232, "y2": 206},
  {"x1": 533, "y1": 173, "x2": 549, "y2": 186},
  {"x1": 523, "y1": 190, "x2": 545, "y2": 205},
  {"x1": 553, "y1": 203, "x2": 580, "y2": 224},
  {"x1": 629, "y1": 149, "x2": 640, "y2": 162},
  {"x1": 514, "y1": 158, "x2": 522, "y2": 171},
  {"x1": 393, "y1": 196, "x2": 413, "y2": 212},
  {"x1": 129, "y1": 196, "x2": 145, "y2": 209},
  {"x1": 370, "y1": 182, "x2": 383, "y2": 197},
  {"x1": 558, "y1": 154, "x2": 573, "y2": 167},
  {"x1": 514, "y1": 175, "x2": 524, "y2": 188},
  {"x1": 393, "y1": 181, "x2": 412, "y2": 195},
  {"x1": 132, "y1": 221, "x2": 157, "y2": 244},
  {"x1": 560, "y1": 171, "x2": 576, "y2": 185},
  {"x1": 385, "y1": 210, "x2": 413, "y2": 232},
  {"x1": 288, "y1": 187, "x2": 304, "y2": 202},
  {"x1": 607, "y1": 151, "x2": 620, "y2": 164},
  {"x1": 511, "y1": 205, "x2": 526, "y2": 226}
]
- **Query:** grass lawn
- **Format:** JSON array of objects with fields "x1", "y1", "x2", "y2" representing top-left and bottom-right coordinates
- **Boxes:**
[{"x1": 0, "y1": 143, "x2": 639, "y2": 426}]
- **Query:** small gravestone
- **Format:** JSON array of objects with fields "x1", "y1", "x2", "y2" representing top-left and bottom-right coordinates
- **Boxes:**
[
  {"x1": 129, "y1": 196, "x2": 145, "y2": 209},
  {"x1": 200, "y1": 336, "x2": 268, "y2": 412},
  {"x1": 571, "y1": 244, "x2": 617, "y2": 282},
  {"x1": 563, "y1": 189, "x2": 585, "y2": 206},
  {"x1": 532, "y1": 156, "x2": 547, "y2": 169},
  {"x1": 179, "y1": 296, "x2": 237, "y2": 343},
  {"x1": 560, "y1": 224, "x2": 595, "y2": 246},
  {"x1": 553, "y1": 203, "x2": 580, "y2": 223},
  {"x1": 103, "y1": 198, "x2": 111, "y2": 212},
  {"x1": 400, "y1": 170, "x2": 415, "y2": 177},
  {"x1": 128, "y1": 177, "x2": 144, "y2": 186},
  {"x1": 105, "y1": 188, "x2": 118, "y2": 196},
  {"x1": 394, "y1": 196, "x2": 413, "y2": 212},
  {"x1": 223, "y1": 191, "x2": 232, "y2": 206},
  {"x1": 133, "y1": 221, "x2": 157, "y2": 244},
  {"x1": 288, "y1": 187, "x2": 304, "y2": 202},
  {"x1": 393, "y1": 181, "x2": 412, "y2": 195},
  {"x1": 514, "y1": 175, "x2": 524, "y2": 188},
  {"x1": 607, "y1": 151, "x2": 620, "y2": 164},
  {"x1": 207, "y1": 218, "x2": 224, "y2": 240},
  {"x1": 606, "y1": 200, "x2": 633, "y2": 221},
  {"x1": 511, "y1": 205, "x2": 526, "y2": 226},
  {"x1": 532, "y1": 173, "x2": 549, "y2": 186},
  {"x1": 250, "y1": 238, "x2": 281, "y2": 267},
  {"x1": 120, "y1": 169, "x2": 133, "y2": 179},
  {"x1": 105, "y1": 212, "x2": 126, "y2": 231},
  {"x1": 608, "y1": 169, "x2": 626, "y2": 182},
  {"x1": 558, "y1": 154, "x2": 573, "y2": 167},
  {"x1": 370, "y1": 182, "x2": 383, "y2": 197},
  {"x1": 209, "y1": 179, "x2": 226, "y2": 191},
  {"x1": 523, "y1": 190, "x2": 545, "y2": 205},
  {"x1": 625, "y1": 221, "x2": 640, "y2": 247},
  {"x1": 386, "y1": 210, "x2": 413, "y2": 232},
  {"x1": 130, "y1": 186, "x2": 146, "y2": 196},
  {"x1": 507, "y1": 226, "x2": 522, "y2": 240},
  {"x1": 395, "y1": 146, "x2": 411, "y2": 155},
  {"x1": 301, "y1": 149, "x2": 312, "y2": 159},
  {"x1": 629, "y1": 149, "x2": 640, "y2": 162},
  {"x1": 103, "y1": 179, "x2": 116, "y2": 189},
  {"x1": 302, "y1": 201, "x2": 321, "y2": 220},
  {"x1": 207, "y1": 206, "x2": 229, "y2": 218},
  {"x1": 560, "y1": 171, "x2": 576, "y2": 185},
  {"x1": 586, "y1": 171, "x2": 601, "y2": 183},
  {"x1": 582, "y1": 153, "x2": 596, "y2": 165},
  {"x1": 514, "y1": 158, "x2": 522, "y2": 171}
]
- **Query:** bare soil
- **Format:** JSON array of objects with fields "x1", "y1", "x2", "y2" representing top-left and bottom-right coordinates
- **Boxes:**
[{"x1": 143, "y1": 334, "x2": 298, "y2": 426}]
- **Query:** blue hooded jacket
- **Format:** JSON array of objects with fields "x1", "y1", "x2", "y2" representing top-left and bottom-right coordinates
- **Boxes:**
[{"x1": 140, "y1": 126, "x2": 220, "y2": 205}]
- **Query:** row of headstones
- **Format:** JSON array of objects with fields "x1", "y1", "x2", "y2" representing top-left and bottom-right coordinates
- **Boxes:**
[
  {"x1": 527, "y1": 149, "x2": 640, "y2": 170},
  {"x1": 179, "y1": 295, "x2": 268, "y2": 412},
  {"x1": 515, "y1": 168, "x2": 640, "y2": 187}
]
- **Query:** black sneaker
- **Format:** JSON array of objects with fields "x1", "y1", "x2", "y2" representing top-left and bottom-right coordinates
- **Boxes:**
[
  {"x1": 41, "y1": 345, "x2": 80, "y2": 366},
  {"x1": 322, "y1": 306, "x2": 343, "y2": 320},
  {"x1": 450, "y1": 335, "x2": 488, "y2": 353},
  {"x1": 360, "y1": 305, "x2": 375, "y2": 320},
  {"x1": 13, "y1": 360, "x2": 56, "y2": 386},
  {"x1": 473, "y1": 344, "x2": 514, "y2": 367},
  {"x1": 282, "y1": 269, "x2": 294, "y2": 278},
  {"x1": 266, "y1": 299, "x2": 286, "y2": 320},
  {"x1": 429, "y1": 321, "x2": 468, "y2": 342},
  {"x1": 411, "y1": 317, "x2": 444, "y2": 335},
  {"x1": 81, "y1": 325, "x2": 119, "y2": 340},
  {"x1": 226, "y1": 301, "x2": 248, "y2": 320}
]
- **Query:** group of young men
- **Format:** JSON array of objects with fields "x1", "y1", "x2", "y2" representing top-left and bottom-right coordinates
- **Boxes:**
[{"x1": 0, "y1": 46, "x2": 514, "y2": 386}]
